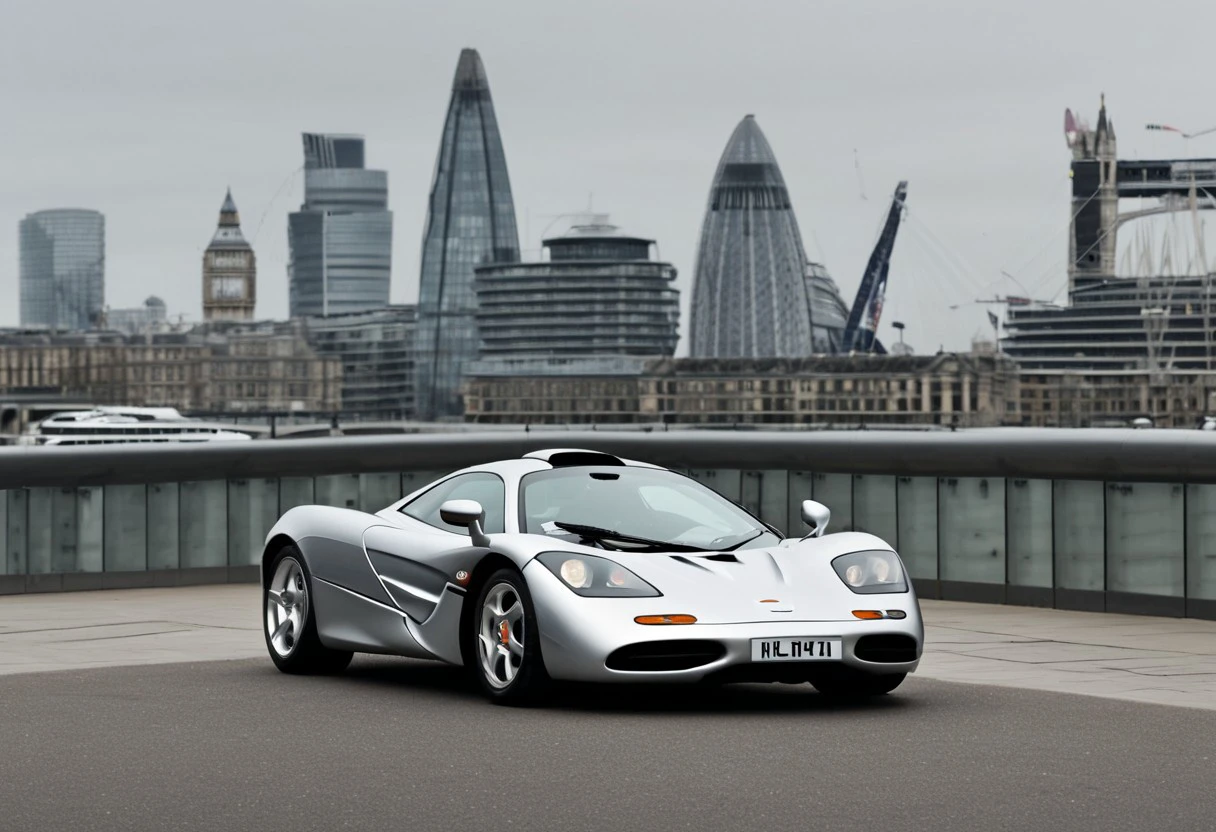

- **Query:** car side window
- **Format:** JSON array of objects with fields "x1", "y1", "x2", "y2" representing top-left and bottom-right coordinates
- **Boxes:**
[{"x1": 400, "y1": 473, "x2": 506, "y2": 536}]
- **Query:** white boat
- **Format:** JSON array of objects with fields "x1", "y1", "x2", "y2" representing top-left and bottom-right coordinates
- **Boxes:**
[{"x1": 20, "y1": 407, "x2": 254, "y2": 446}]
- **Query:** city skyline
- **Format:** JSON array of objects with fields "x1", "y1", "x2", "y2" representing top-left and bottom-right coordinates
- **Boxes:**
[{"x1": 5, "y1": 1, "x2": 1216, "y2": 354}]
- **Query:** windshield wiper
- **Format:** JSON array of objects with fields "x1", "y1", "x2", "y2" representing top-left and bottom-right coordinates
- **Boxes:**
[
  {"x1": 551, "y1": 522, "x2": 711, "y2": 553},
  {"x1": 718, "y1": 530, "x2": 766, "y2": 551}
]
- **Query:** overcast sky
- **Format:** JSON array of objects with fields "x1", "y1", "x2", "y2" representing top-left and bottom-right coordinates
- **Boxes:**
[{"x1": 4, "y1": 0, "x2": 1216, "y2": 353}]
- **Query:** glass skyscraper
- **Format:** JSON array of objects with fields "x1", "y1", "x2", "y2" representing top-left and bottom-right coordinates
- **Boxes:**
[
  {"x1": 19, "y1": 209, "x2": 105, "y2": 330},
  {"x1": 415, "y1": 48, "x2": 520, "y2": 420},
  {"x1": 689, "y1": 116, "x2": 819, "y2": 358},
  {"x1": 288, "y1": 134, "x2": 392, "y2": 318}
]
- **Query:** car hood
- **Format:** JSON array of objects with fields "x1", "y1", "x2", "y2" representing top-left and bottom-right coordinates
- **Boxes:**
[{"x1": 530, "y1": 531, "x2": 916, "y2": 624}]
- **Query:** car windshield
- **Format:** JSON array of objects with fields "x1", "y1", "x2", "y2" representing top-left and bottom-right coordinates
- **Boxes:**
[{"x1": 519, "y1": 466, "x2": 777, "y2": 551}]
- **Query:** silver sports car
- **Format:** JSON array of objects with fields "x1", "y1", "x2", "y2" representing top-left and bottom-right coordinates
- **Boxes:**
[{"x1": 261, "y1": 449, "x2": 922, "y2": 703}]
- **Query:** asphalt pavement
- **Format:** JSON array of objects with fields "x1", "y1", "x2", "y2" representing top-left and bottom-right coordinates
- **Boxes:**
[
  {"x1": 1, "y1": 655, "x2": 1213, "y2": 832},
  {"x1": 6, "y1": 585, "x2": 1216, "y2": 710}
]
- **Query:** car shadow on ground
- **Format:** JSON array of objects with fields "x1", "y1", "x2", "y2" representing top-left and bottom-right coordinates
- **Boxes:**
[{"x1": 334, "y1": 655, "x2": 918, "y2": 715}]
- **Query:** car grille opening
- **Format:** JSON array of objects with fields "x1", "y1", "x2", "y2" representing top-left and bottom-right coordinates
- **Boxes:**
[
  {"x1": 606, "y1": 640, "x2": 726, "y2": 672},
  {"x1": 854, "y1": 634, "x2": 918, "y2": 663}
]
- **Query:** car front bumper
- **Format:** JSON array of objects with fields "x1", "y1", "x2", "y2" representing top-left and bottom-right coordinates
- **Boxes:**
[{"x1": 524, "y1": 561, "x2": 923, "y2": 684}]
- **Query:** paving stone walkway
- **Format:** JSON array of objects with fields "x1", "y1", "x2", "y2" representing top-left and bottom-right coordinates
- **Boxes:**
[
  {"x1": 1, "y1": 585, "x2": 1213, "y2": 709},
  {"x1": 920, "y1": 601, "x2": 1216, "y2": 710}
]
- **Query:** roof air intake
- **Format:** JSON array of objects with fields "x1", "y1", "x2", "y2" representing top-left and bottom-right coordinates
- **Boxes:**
[{"x1": 522, "y1": 448, "x2": 625, "y2": 468}]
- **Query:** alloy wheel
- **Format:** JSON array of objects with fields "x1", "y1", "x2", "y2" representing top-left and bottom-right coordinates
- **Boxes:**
[
  {"x1": 477, "y1": 582, "x2": 525, "y2": 689},
  {"x1": 266, "y1": 556, "x2": 309, "y2": 658}
]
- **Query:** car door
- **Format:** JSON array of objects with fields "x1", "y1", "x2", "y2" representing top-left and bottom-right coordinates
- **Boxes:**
[{"x1": 364, "y1": 472, "x2": 506, "y2": 622}]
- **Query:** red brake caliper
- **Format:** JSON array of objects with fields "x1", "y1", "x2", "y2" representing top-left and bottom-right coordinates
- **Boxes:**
[{"x1": 499, "y1": 620, "x2": 510, "y2": 646}]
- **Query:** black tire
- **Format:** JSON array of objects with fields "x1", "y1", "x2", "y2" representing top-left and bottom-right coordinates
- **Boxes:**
[
  {"x1": 811, "y1": 671, "x2": 906, "y2": 699},
  {"x1": 263, "y1": 545, "x2": 353, "y2": 675},
  {"x1": 468, "y1": 567, "x2": 550, "y2": 705}
]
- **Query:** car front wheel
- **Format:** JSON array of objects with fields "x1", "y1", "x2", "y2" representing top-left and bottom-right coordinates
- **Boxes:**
[
  {"x1": 470, "y1": 568, "x2": 550, "y2": 705},
  {"x1": 264, "y1": 546, "x2": 352, "y2": 675}
]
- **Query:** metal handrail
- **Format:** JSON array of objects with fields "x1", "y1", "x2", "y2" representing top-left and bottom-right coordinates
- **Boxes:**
[{"x1": 2, "y1": 428, "x2": 1216, "y2": 488}]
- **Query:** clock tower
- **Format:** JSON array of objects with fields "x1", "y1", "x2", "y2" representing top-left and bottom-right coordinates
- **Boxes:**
[{"x1": 203, "y1": 189, "x2": 256, "y2": 321}]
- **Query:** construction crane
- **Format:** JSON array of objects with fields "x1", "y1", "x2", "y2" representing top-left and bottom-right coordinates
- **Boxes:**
[
  {"x1": 841, "y1": 181, "x2": 908, "y2": 353},
  {"x1": 1145, "y1": 123, "x2": 1216, "y2": 140},
  {"x1": 951, "y1": 296, "x2": 1051, "y2": 308}
]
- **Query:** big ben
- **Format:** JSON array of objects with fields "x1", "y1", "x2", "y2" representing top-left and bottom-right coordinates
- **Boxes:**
[{"x1": 203, "y1": 189, "x2": 256, "y2": 321}]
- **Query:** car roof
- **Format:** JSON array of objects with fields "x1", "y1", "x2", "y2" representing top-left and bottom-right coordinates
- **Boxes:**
[{"x1": 449, "y1": 449, "x2": 665, "y2": 483}]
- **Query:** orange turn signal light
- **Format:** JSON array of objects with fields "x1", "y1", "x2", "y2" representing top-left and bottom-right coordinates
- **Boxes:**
[
  {"x1": 634, "y1": 614, "x2": 698, "y2": 625},
  {"x1": 852, "y1": 610, "x2": 885, "y2": 620}
]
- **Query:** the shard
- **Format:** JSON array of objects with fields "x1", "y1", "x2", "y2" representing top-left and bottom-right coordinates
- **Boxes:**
[
  {"x1": 689, "y1": 115, "x2": 818, "y2": 358},
  {"x1": 415, "y1": 48, "x2": 520, "y2": 420}
]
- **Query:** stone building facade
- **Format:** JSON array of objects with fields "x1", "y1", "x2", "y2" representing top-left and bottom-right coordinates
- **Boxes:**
[
  {"x1": 0, "y1": 326, "x2": 341, "y2": 414},
  {"x1": 465, "y1": 353, "x2": 1020, "y2": 427},
  {"x1": 1018, "y1": 370, "x2": 1216, "y2": 428}
]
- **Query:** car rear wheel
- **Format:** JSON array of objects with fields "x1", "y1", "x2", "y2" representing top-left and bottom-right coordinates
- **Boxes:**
[
  {"x1": 470, "y1": 568, "x2": 550, "y2": 705},
  {"x1": 264, "y1": 546, "x2": 352, "y2": 675},
  {"x1": 811, "y1": 671, "x2": 906, "y2": 699}
]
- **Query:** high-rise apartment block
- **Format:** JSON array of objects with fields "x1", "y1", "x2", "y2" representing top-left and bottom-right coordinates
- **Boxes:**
[
  {"x1": 19, "y1": 209, "x2": 105, "y2": 331},
  {"x1": 288, "y1": 134, "x2": 392, "y2": 317}
]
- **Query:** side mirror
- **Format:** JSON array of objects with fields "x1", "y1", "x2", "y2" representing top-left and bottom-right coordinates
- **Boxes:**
[
  {"x1": 439, "y1": 499, "x2": 490, "y2": 547},
  {"x1": 800, "y1": 500, "x2": 831, "y2": 539}
]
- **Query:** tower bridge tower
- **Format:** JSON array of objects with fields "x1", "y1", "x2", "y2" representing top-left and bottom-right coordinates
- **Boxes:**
[{"x1": 1066, "y1": 95, "x2": 1119, "y2": 293}]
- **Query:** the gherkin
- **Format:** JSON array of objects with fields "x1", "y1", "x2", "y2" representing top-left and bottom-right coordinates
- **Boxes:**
[
  {"x1": 415, "y1": 48, "x2": 520, "y2": 420},
  {"x1": 689, "y1": 116, "x2": 819, "y2": 358}
]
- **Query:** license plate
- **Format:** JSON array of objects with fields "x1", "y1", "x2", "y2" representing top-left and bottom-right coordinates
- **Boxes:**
[{"x1": 751, "y1": 637, "x2": 842, "y2": 662}]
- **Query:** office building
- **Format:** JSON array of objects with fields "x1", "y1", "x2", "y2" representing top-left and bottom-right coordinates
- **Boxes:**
[
  {"x1": 804, "y1": 261, "x2": 851, "y2": 354},
  {"x1": 302, "y1": 306, "x2": 418, "y2": 420},
  {"x1": 105, "y1": 296, "x2": 167, "y2": 335},
  {"x1": 19, "y1": 209, "x2": 105, "y2": 330},
  {"x1": 688, "y1": 116, "x2": 817, "y2": 358},
  {"x1": 288, "y1": 134, "x2": 392, "y2": 317},
  {"x1": 415, "y1": 48, "x2": 520, "y2": 420},
  {"x1": 203, "y1": 190, "x2": 256, "y2": 321},
  {"x1": 471, "y1": 216, "x2": 679, "y2": 374}
]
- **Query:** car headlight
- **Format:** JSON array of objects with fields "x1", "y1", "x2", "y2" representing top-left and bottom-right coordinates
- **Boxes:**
[
  {"x1": 831, "y1": 550, "x2": 908, "y2": 594},
  {"x1": 536, "y1": 552, "x2": 661, "y2": 598}
]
